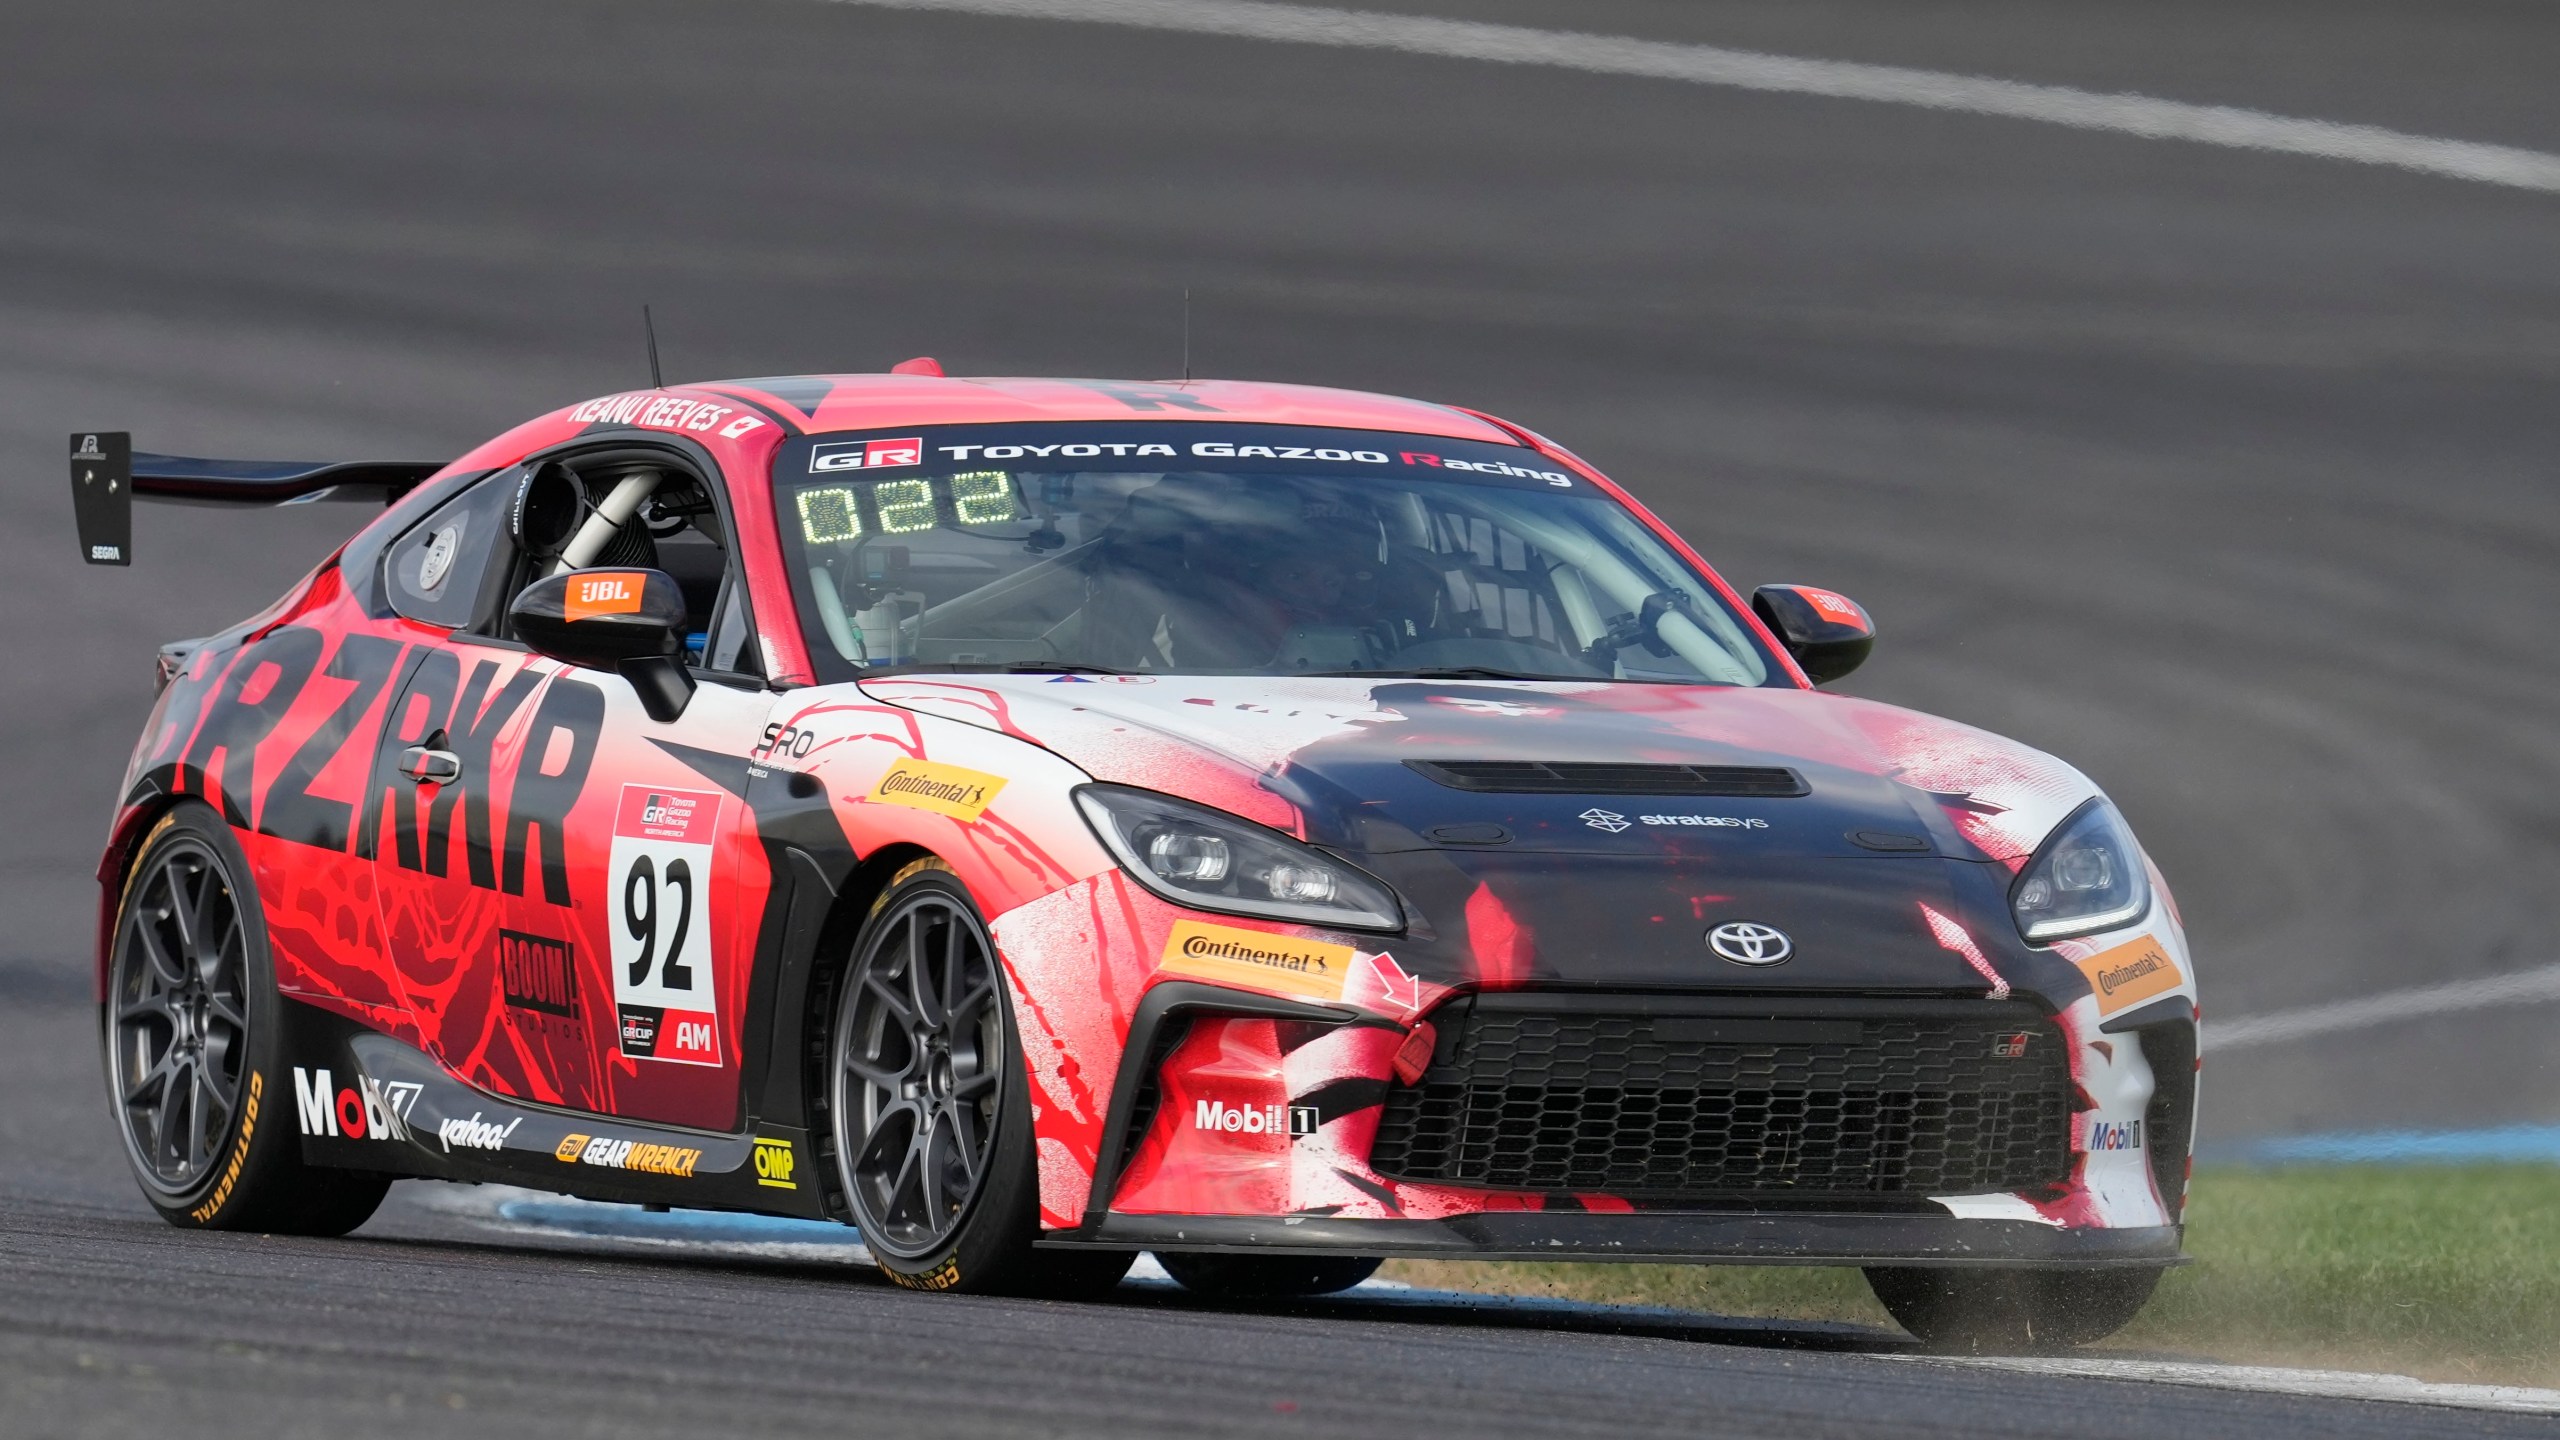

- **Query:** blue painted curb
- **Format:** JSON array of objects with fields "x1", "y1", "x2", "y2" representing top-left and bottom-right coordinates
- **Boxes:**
[
  {"x1": 498, "y1": 1199, "x2": 869, "y2": 1246},
  {"x1": 2208, "y1": 1124, "x2": 2560, "y2": 1167}
]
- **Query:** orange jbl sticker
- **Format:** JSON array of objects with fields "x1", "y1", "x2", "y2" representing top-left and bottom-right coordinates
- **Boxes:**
[
  {"x1": 1799, "y1": 587, "x2": 1865, "y2": 626},
  {"x1": 565, "y1": 572, "x2": 645, "y2": 622}
]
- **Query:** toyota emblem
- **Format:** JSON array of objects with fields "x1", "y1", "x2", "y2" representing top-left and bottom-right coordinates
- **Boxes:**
[{"x1": 1708, "y1": 921, "x2": 1793, "y2": 966}]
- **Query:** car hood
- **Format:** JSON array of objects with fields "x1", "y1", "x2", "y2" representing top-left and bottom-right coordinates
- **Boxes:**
[
  {"x1": 857, "y1": 675, "x2": 2096, "y2": 868},
  {"x1": 860, "y1": 675, "x2": 2099, "y2": 991}
]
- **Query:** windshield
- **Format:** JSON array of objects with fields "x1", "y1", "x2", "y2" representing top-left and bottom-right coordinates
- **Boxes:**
[{"x1": 772, "y1": 423, "x2": 1774, "y2": 687}]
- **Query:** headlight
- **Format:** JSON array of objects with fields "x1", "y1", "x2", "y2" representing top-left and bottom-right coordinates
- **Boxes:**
[
  {"x1": 2009, "y1": 798, "x2": 2152, "y2": 942},
  {"x1": 1075, "y1": 785, "x2": 1404, "y2": 931}
]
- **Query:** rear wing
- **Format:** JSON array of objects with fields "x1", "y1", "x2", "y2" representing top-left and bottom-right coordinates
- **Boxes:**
[{"x1": 70, "y1": 431, "x2": 444, "y2": 566}]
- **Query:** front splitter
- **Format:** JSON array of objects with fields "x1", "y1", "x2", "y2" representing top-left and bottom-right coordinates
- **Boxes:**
[{"x1": 1048, "y1": 1211, "x2": 2185, "y2": 1268}]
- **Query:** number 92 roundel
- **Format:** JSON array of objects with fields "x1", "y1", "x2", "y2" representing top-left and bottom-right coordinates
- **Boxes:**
[{"x1": 608, "y1": 785, "x2": 721, "y2": 1067}]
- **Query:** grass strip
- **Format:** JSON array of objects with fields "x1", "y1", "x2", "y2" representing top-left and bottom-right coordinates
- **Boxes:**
[{"x1": 1382, "y1": 1165, "x2": 2560, "y2": 1387}]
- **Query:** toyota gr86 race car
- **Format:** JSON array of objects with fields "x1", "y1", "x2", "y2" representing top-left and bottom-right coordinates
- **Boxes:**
[{"x1": 74, "y1": 368, "x2": 2198, "y2": 1347}]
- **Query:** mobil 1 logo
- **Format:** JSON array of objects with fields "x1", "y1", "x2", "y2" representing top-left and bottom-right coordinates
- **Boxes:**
[{"x1": 609, "y1": 784, "x2": 722, "y2": 1066}]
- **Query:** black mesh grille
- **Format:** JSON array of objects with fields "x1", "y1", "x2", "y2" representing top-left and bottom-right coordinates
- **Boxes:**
[
  {"x1": 1369, "y1": 997, "x2": 2072, "y2": 1200},
  {"x1": 1406, "y1": 760, "x2": 1808, "y2": 797}
]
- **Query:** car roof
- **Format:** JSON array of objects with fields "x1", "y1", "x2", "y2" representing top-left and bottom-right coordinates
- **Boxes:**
[{"x1": 698, "y1": 374, "x2": 1524, "y2": 444}]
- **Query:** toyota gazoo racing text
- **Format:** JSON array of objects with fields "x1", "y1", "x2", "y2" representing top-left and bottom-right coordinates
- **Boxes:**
[{"x1": 77, "y1": 370, "x2": 2197, "y2": 1347}]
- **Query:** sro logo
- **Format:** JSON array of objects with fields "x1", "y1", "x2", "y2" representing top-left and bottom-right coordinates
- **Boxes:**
[
  {"x1": 292, "y1": 1067, "x2": 422, "y2": 1142},
  {"x1": 754, "y1": 722, "x2": 820, "y2": 760},
  {"x1": 753, "y1": 1136, "x2": 797, "y2": 1190}
]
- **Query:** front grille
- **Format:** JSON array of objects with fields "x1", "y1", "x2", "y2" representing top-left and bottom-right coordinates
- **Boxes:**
[
  {"x1": 1370, "y1": 996, "x2": 2072, "y2": 1201},
  {"x1": 1407, "y1": 761, "x2": 1807, "y2": 797}
]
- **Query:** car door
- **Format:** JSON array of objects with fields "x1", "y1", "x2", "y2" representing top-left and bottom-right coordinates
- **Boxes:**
[{"x1": 366, "y1": 446, "x2": 775, "y2": 1132}]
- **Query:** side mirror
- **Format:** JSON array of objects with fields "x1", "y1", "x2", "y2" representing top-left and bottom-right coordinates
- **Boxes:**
[
  {"x1": 1752, "y1": 584, "x2": 1875, "y2": 685},
  {"x1": 510, "y1": 568, "x2": 696, "y2": 722}
]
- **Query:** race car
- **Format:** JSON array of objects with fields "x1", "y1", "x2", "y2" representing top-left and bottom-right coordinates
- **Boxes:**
[{"x1": 76, "y1": 365, "x2": 2198, "y2": 1348}]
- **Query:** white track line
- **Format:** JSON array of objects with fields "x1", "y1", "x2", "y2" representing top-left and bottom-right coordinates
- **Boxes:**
[
  {"x1": 2207, "y1": 962, "x2": 2560, "y2": 1053},
  {"x1": 816, "y1": 0, "x2": 2560, "y2": 194},
  {"x1": 1886, "y1": 1356, "x2": 2560, "y2": 1416}
]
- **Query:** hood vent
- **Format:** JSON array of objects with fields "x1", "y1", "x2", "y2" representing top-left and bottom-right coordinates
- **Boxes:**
[{"x1": 1407, "y1": 760, "x2": 1809, "y2": 798}]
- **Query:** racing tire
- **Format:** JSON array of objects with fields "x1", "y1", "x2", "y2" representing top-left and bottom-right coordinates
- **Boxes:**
[
  {"x1": 1157, "y1": 1252, "x2": 1383, "y2": 1299},
  {"x1": 1863, "y1": 1265, "x2": 2164, "y2": 1353},
  {"x1": 826, "y1": 858, "x2": 1134, "y2": 1299},
  {"x1": 103, "y1": 804, "x2": 391, "y2": 1235}
]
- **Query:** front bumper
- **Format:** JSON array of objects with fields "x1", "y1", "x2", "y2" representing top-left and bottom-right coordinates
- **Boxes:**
[{"x1": 1049, "y1": 1211, "x2": 2186, "y2": 1268}]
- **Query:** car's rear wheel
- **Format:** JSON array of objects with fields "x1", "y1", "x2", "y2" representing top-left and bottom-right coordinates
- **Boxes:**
[
  {"x1": 1157, "y1": 1252, "x2": 1383, "y2": 1298},
  {"x1": 104, "y1": 804, "x2": 390, "y2": 1234},
  {"x1": 827, "y1": 858, "x2": 1133, "y2": 1298},
  {"x1": 1863, "y1": 1265, "x2": 2163, "y2": 1352}
]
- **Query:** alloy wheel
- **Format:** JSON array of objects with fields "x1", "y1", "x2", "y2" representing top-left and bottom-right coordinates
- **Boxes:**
[
  {"x1": 109, "y1": 836, "x2": 253, "y2": 1194},
  {"x1": 832, "y1": 889, "x2": 1007, "y2": 1258}
]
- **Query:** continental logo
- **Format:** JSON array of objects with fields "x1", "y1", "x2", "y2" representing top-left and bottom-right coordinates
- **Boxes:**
[
  {"x1": 188, "y1": 1071, "x2": 262, "y2": 1224},
  {"x1": 869, "y1": 758, "x2": 1006, "y2": 823},
  {"x1": 553, "y1": 1132, "x2": 703, "y2": 1177},
  {"x1": 2073, "y1": 935, "x2": 2185, "y2": 1016},
  {"x1": 884, "y1": 1256, "x2": 963, "y2": 1292},
  {"x1": 1157, "y1": 920, "x2": 1354, "y2": 1003},
  {"x1": 753, "y1": 1136, "x2": 797, "y2": 1190}
]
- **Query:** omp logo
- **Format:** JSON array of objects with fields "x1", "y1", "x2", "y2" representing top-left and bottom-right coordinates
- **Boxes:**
[
  {"x1": 2072, "y1": 936, "x2": 2186, "y2": 1016},
  {"x1": 1193, "y1": 1099, "x2": 1319, "y2": 1137},
  {"x1": 553, "y1": 1132, "x2": 703, "y2": 1177},
  {"x1": 437, "y1": 1111, "x2": 523, "y2": 1154},
  {"x1": 868, "y1": 758, "x2": 1007, "y2": 823},
  {"x1": 753, "y1": 1136, "x2": 797, "y2": 1190},
  {"x1": 2088, "y1": 1119, "x2": 2144, "y2": 1151},
  {"x1": 1158, "y1": 920, "x2": 1355, "y2": 1003},
  {"x1": 292, "y1": 1067, "x2": 422, "y2": 1142},
  {"x1": 808, "y1": 437, "x2": 924, "y2": 473},
  {"x1": 564, "y1": 572, "x2": 644, "y2": 622}
]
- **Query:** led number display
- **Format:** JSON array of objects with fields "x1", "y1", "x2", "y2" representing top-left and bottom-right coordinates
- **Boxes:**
[
  {"x1": 797, "y1": 487, "x2": 863, "y2": 544},
  {"x1": 874, "y1": 478, "x2": 937, "y2": 535},
  {"x1": 951, "y1": 470, "x2": 1019, "y2": 525},
  {"x1": 793, "y1": 471, "x2": 1026, "y2": 544}
]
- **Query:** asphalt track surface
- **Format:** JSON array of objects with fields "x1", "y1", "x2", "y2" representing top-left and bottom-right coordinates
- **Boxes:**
[{"x1": 3, "y1": 0, "x2": 2558, "y2": 1434}]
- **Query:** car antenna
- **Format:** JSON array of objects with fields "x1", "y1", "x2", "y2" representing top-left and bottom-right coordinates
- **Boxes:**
[
  {"x1": 1181, "y1": 287, "x2": 1191, "y2": 384},
  {"x1": 643, "y1": 304, "x2": 665, "y2": 388}
]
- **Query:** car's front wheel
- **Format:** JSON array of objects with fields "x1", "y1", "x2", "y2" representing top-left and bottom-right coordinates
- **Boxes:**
[
  {"x1": 1863, "y1": 1265, "x2": 2163, "y2": 1352},
  {"x1": 104, "y1": 804, "x2": 391, "y2": 1234},
  {"x1": 826, "y1": 858, "x2": 1132, "y2": 1298}
]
